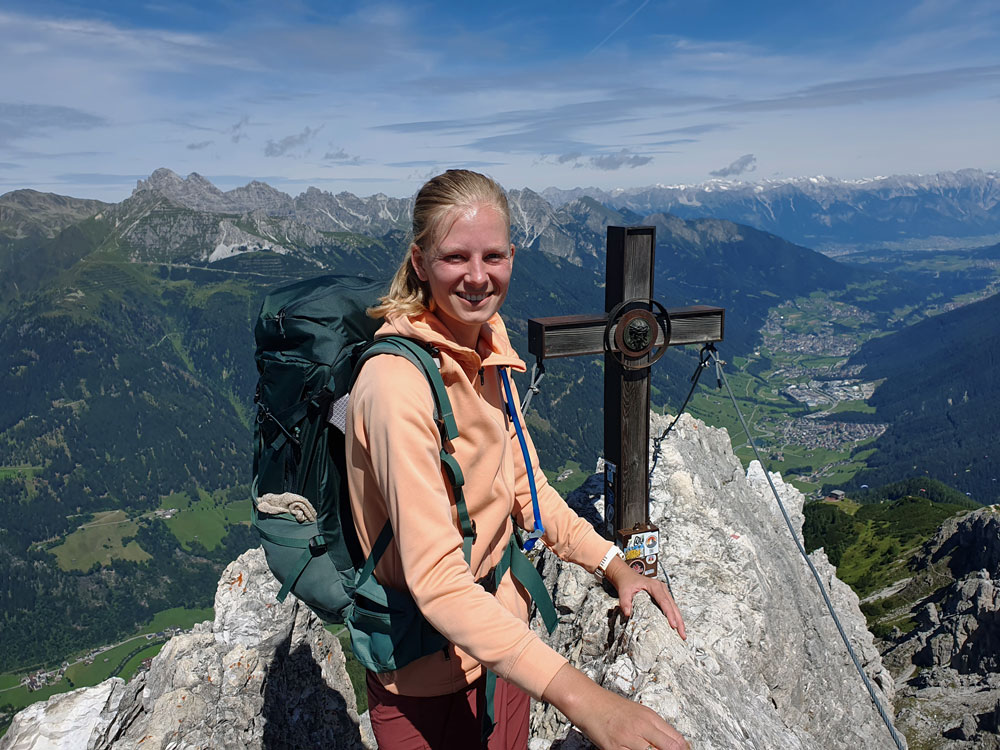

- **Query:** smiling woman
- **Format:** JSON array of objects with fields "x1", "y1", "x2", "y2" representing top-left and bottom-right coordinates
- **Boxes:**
[{"x1": 347, "y1": 169, "x2": 689, "y2": 750}]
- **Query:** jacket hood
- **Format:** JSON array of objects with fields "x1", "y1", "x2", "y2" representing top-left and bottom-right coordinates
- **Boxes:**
[{"x1": 379, "y1": 310, "x2": 526, "y2": 374}]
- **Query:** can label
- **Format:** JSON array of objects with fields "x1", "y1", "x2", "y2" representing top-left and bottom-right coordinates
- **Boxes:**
[{"x1": 616, "y1": 524, "x2": 659, "y2": 577}]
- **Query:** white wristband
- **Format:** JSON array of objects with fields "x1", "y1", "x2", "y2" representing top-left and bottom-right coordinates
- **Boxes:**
[{"x1": 596, "y1": 545, "x2": 625, "y2": 580}]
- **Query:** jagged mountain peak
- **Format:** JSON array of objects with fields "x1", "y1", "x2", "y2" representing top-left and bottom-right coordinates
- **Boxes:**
[
  {"x1": 877, "y1": 507, "x2": 1000, "y2": 747},
  {"x1": 135, "y1": 168, "x2": 234, "y2": 213},
  {"x1": 226, "y1": 181, "x2": 294, "y2": 214}
]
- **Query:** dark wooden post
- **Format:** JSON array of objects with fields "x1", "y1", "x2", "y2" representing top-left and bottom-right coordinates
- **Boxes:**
[
  {"x1": 604, "y1": 226, "x2": 654, "y2": 533},
  {"x1": 527, "y1": 226, "x2": 725, "y2": 575}
]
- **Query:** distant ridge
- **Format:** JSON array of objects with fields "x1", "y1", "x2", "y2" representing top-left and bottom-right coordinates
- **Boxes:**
[
  {"x1": 539, "y1": 168, "x2": 1000, "y2": 250},
  {"x1": 123, "y1": 166, "x2": 1000, "y2": 251},
  {"x1": 0, "y1": 189, "x2": 109, "y2": 242}
]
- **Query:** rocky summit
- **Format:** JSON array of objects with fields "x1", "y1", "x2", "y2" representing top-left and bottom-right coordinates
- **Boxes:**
[
  {"x1": 880, "y1": 508, "x2": 1000, "y2": 749},
  {"x1": 529, "y1": 412, "x2": 899, "y2": 749},
  {"x1": 0, "y1": 551, "x2": 370, "y2": 750},
  {"x1": 2, "y1": 413, "x2": 903, "y2": 749}
]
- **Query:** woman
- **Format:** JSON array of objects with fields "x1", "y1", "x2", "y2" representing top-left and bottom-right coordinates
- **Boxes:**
[{"x1": 346, "y1": 169, "x2": 688, "y2": 750}]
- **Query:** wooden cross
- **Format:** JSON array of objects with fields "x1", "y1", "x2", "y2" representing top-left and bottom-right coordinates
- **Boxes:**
[{"x1": 527, "y1": 226, "x2": 724, "y2": 574}]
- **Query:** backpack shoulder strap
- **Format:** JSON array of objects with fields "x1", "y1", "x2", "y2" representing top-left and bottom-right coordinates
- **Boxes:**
[
  {"x1": 351, "y1": 335, "x2": 476, "y2": 564},
  {"x1": 353, "y1": 336, "x2": 457, "y2": 442}
]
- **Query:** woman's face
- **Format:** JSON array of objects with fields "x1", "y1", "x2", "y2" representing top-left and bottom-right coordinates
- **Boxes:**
[{"x1": 411, "y1": 203, "x2": 515, "y2": 349}]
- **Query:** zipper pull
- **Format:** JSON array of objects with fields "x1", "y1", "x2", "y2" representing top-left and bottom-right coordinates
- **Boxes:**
[{"x1": 479, "y1": 367, "x2": 485, "y2": 386}]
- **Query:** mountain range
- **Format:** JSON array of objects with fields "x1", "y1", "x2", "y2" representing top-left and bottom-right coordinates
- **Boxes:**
[
  {"x1": 0, "y1": 166, "x2": 996, "y2": 684},
  {"x1": 541, "y1": 168, "x2": 1000, "y2": 251}
]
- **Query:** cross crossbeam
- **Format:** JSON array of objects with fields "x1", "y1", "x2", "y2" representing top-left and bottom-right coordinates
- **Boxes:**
[{"x1": 527, "y1": 306, "x2": 724, "y2": 360}]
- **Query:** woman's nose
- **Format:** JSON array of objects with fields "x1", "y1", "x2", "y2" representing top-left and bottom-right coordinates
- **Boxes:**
[{"x1": 465, "y1": 256, "x2": 487, "y2": 284}]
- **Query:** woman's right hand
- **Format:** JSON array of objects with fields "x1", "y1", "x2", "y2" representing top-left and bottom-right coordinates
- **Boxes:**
[{"x1": 541, "y1": 663, "x2": 688, "y2": 750}]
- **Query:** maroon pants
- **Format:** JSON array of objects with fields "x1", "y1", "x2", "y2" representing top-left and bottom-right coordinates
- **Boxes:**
[{"x1": 366, "y1": 670, "x2": 530, "y2": 750}]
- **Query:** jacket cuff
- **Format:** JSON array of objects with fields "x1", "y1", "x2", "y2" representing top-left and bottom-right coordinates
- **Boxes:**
[{"x1": 504, "y1": 636, "x2": 568, "y2": 700}]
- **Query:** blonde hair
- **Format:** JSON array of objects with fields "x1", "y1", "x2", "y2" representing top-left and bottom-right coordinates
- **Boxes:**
[{"x1": 369, "y1": 169, "x2": 510, "y2": 319}]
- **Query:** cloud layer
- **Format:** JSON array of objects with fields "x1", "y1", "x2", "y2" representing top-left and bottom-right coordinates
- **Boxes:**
[{"x1": 1, "y1": 1, "x2": 997, "y2": 200}]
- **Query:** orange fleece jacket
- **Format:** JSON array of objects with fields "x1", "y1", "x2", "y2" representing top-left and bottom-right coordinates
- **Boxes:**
[{"x1": 346, "y1": 309, "x2": 613, "y2": 700}]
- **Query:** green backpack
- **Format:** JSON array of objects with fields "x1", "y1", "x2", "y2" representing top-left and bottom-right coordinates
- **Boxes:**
[{"x1": 251, "y1": 274, "x2": 556, "y2": 680}]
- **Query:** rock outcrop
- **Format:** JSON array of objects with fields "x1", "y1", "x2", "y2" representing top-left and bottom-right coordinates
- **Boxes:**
[
  {"x1": 1, "y1": 549, "x2": 370, "y2": 750},
  {"x1": 528, "y1": 412, "x2": 901, "y2": 748},
  {"x1": 4, "y1": 413, "x2": 903, "y2": 749},
  {"x1": 878, "y1": 508, "x2": 1000, "y2": 748}
]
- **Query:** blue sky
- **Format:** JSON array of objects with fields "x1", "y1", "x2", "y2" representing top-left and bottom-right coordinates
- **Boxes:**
[{"x1": 1, "y1": 0, "x2": 998, "y2": 202}]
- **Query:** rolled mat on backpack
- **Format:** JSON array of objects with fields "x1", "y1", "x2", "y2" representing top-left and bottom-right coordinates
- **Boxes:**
[{"x1": 257, "y1": 492, "x2": 318, "y2": 523}]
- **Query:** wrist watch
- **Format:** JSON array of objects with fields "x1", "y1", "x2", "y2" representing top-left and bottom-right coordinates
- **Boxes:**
[{"x1": 595, "y1": 544, "x2": 625, "y2": 580}]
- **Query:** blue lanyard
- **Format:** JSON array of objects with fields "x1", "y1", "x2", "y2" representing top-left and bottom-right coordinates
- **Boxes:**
[{"x1": 499, "y1": 368, "x2": 545, "y2": 551}]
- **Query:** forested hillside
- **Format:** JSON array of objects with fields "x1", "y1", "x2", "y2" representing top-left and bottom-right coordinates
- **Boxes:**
[
  {"x1": 843, "y1": 292, "x2": 1000, "y2": 502},
  {"x1": 803, "y1": 483, "x2": 978, "y2": 596}
]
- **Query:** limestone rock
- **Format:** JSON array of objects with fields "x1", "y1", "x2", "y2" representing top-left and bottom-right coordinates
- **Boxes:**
[
  {"x1": 878, "y1": 507, "x2": 1000, "y2": 748},
  {"x1": 529, "y1": 413, "x2": 902, "y2": 749},
  {"x1": 2, "y1": 548, "x2": 370, "y2": 750},
  {"x1": 0, "y1": 678, "x2": 126, "y2": 750}
]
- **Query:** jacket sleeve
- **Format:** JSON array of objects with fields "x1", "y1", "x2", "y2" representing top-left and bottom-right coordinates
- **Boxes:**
[
  {"x1": 350, "y1": 355, "x2": 568, "y2": 699},
  {"x1": 504, "y1": 373, "x2": 615, "y2": 572}
]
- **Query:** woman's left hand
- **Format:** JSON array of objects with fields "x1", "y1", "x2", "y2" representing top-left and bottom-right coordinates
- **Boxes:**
[{"x1": 604, "y1": 556, "x2": 686, "y2": 640}]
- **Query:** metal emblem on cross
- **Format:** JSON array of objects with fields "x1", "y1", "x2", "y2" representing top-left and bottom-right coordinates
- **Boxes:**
[{"x1": 527, "y1": 226, "x2": 725, "y2": 576}]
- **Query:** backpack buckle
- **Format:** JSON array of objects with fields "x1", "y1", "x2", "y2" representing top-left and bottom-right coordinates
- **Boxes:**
[{"x1": 308, "y1": 535, "x2": 328, "y2": 556}]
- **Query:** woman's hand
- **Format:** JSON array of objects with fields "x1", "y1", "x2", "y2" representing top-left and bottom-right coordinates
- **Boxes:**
[
  {"x1": 604, "y1": 556, "x2": 686, "y2": 640},
  {"x1": 542, "y1": 663, "x2": 688, "y2": 750}
]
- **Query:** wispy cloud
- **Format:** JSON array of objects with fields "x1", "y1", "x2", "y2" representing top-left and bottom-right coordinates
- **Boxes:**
[
  {"x1": 714, "y1": 65, "x2": 1000, "y2": 112},
  {"x1": 641, "y1": 122, "x2": 737, "y2": 137},
  {"x1": 588, "y1": 150, "x2": 653, "y2": 171},
  {"x1": 322, "y1": 148, "x2": 362, "y2": 165},
  {"x1": 0, "y1": 102, "x2": 105, "y2": 146},
  {"x1": 16, "y1": 150, "x2": 106, "y2": 160},
  {"x1": 186, "y1": 140, "x2": 213, "y2": 150},
  {"x1": 54, "y1": 172, "x2": 147, "y2": 184},
  {"x1": 646, "y1": 138, "x2": 697, "y2": 147},
  {"x1": 264, "y1": 126, "x2": 321, "y2": 157},
  {"x1": 384, "y1": 160, "x2": 505, "y2": 169},
  {"x1": 376, "y1": 88, "x2": 717, "y2": 158},
  {"x1": 229, "y1": 116, "x2": 250, "y2": 144},
  {"x1": 710, "y1": 154, "x2": 757, "y2": 177}
]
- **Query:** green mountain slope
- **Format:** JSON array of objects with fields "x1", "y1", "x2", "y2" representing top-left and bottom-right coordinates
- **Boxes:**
[
  {"x1": 0, "y1": 189, "x2": 108, "y2": 243},
  {"x1": 803, "y1": 485, "x2": 977, "y2": 596},
  {"x1": 844, "y1": 292, "x2": 1000, "y2": 502}
]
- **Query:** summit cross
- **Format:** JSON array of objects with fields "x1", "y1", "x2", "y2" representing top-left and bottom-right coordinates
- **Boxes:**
[{"x1": 527, "y1": 226, "x2": 724, "y2": 574}]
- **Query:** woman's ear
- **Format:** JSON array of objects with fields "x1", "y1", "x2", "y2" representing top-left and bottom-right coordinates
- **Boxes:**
[{"x1": 410, "y1": 243, "x2": 428, "y2": 281}]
